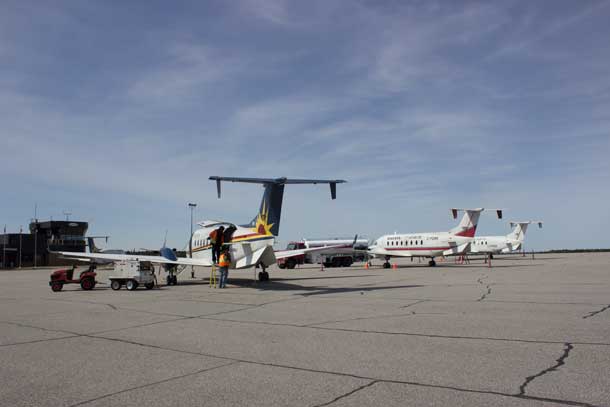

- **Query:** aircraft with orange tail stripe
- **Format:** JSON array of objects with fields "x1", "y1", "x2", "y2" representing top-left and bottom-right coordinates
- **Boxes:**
[
  {"x1": 189, "y1": 177, "x2": 348, "y2": 281},
  {"x1": 367, "y1": 208, "x2": 503, "y2": 268}
]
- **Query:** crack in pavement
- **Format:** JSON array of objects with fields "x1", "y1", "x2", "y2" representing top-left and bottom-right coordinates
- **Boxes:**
[
  {"x1": 477, "y1": 285, "x2": 492, "y2": 302},
  {"x1": 80, "y1": 334, "x2": 602, "y2": 407},
  {"x1": 583, "y1": 304, "x2": 610, "y2": 319},
  {"x1": 0, "y1": 319, "x2": 601, "y2": 407},
  {"x1": 312, "y1": 380, "x2": 378, "y2": 407},
  {"x1": 517, "y1": 342, "x2": 573, "y2": 396},
  {"x1": 476, "y1": 275, "x2": 491, "y2": 302}
]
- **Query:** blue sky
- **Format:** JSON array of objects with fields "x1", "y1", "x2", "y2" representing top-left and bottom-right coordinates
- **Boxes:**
[{"x1": 1, "y1": 0, "x2": 609, "y2": 251}]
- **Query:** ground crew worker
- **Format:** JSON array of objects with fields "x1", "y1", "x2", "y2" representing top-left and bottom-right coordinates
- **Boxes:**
[
  {"x1": 218, "y1": 249, "x2": 231, "y2": 288},
  {"x1": 209, "y1": 226, "x2": 225, "y2": 263}
]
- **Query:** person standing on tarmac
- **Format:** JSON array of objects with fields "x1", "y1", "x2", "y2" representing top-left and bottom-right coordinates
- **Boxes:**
[
  {"x1": 209, "y1": 226, "x2": 225, "y2": 264},
  {"x1": 218, "y1": 249, "x2": 231, "y2": 288}
]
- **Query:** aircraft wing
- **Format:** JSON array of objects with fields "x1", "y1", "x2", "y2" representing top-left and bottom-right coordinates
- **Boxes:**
[
  {"x1": 443, "y1": 242, "x2": 471, "y2": 256},
  {"x1": 56, "y1": 251, "x2": 213, "y2": 267},
  {"x1": 274, "y1": 243, "x2": 350, "y2": 260}
]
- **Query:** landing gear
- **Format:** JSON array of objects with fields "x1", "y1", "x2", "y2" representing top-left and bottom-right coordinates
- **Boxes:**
[
  {"x1": 257, "y1": 264, "x2": 270, "y2": 282},
  {"x1": 258, "y1": 271, "x2": 270, "y2": 281},
  {"x1": 428, "y1": 259, "x2": 436, "y2": 267},
  {"x1": 383, "y1": 256, "x2": 391, "y2": 269},
  {"x1": 166, "y1": 275, "x2": 177, "y2": 286}
]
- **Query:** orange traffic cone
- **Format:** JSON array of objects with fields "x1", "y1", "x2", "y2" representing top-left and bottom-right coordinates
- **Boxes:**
[
  {"x1": 364, "y1": 262, "x2": 369, "y2": 270},
  {"x1": 392, "y1": 263, "x2": 397, "y2": 270}
]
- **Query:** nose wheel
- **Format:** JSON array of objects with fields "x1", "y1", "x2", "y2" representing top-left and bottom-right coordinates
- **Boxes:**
[
  {"x1": 383, "y1": 256, "x2": 391, "y2": 269},
  {"x1": 428, "y1": 259, "x2": 436, "y2": 267},
  {"x1": 257, "y1": 264, "x2": 270, "y2": 282}
]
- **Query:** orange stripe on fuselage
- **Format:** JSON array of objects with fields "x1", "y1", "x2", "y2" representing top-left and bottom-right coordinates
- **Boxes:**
[{"x1": 191, "y1": 232, "x2": 273, "y2": 252}]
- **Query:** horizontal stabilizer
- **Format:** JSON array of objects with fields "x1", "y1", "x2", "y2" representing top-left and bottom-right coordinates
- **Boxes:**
[{"x1": 209, "y1": 176, "x2": 346, "y2": 199}]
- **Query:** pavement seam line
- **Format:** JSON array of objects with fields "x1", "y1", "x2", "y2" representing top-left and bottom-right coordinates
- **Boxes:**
[
  {"x1": 0, "y1": 335, "x2": 81, "y2": 347},
  {"x1": 311, "y1": 380, "x2": 378, "y2": 407},
  {"x1": 86, "y1": 331, "x2": 600, "y2": 407},
  {"x1": 196, "y1": 316, "x2": 610, "y2": 346},
  {"x1": 582, "y1": 304, "x2": 610, "y2": 319},
  {"x1": 67, "y1": 361, "x2": 239, "y2": 407},
  {"x1": 302, "y1": 300, "x2": 427, "y2": 327},
  {"x1": 517, "y1": 342, "x2": 574, "y2": 396}
]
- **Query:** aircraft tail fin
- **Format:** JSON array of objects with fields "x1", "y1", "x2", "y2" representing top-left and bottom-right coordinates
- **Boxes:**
[
  {"x1": 508, "y1": 221, "x2": 543, "y2": 242},
  {"x1": 209, "y1": 176, "x2": 346, "y2": 236},
  {"x1": 86, "y1": 236, "x2": 109, "y2": 253},
  {"x1": 87, "y1": 237, "x2": 99, "y2": 253},
  {"x1": 449, "y1": 208, "x2": 502, "y2": 237}
]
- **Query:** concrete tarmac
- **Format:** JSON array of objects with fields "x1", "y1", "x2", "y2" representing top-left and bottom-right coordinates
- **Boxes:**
[{"x1": 0, "y1": 253, "x2": 609, "y2": 406}]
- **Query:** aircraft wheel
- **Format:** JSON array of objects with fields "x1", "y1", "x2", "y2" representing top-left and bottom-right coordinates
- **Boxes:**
[
  {"x1": 111, "y1": 280, "x2": 121, "y2": 290},
  {"x1": 489, "y1": 254, "x2": 494, "y2": 260},
  {"x1": 383, "y1": 262, "x2": 391, "y2": 269},
  {"x1": 172, "y1": 275, "x2": 178, "y2": 285},
  {"x1": 428, "y1": 260, "x2": 436, "y2": 267},
  {"x1": 258, "y1": 271, "x2": 265, "y2": 282}
]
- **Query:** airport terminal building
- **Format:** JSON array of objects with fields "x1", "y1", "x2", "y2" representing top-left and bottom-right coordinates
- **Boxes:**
[{"x1": 0, "y1": 220, "x2": 88, "y2": 268}]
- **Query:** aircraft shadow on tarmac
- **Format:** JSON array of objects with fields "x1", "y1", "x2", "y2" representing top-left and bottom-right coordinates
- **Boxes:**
[
  {"x1": 143, "y1": 273, "x2": 424, "y2": 297},
  {"x1": 212, "y1": 276, "x2": 423, "y2": 297}
]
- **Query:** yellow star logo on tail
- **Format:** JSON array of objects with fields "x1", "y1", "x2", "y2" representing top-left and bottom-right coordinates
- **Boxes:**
[{"x1": 253, "y1": 201, "x2": 274, "y2": 235}]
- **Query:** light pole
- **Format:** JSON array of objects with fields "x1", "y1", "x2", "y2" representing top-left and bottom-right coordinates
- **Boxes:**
[
  {"x1": 19, "y1": 226, "x2": 22, "y2": 269},
  {"x1": 2, "y1": 224, "x2": 5, "y2": 269},
  {"x1": 33, "y1": 203, "x2": 38, "y2": 268},
  {"x1": 188, "y1": 203, "x2": 197, "y2": 278}
]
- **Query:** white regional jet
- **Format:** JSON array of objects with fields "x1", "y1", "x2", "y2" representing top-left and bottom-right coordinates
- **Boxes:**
[
  {"x1": 368, "y1": 208, "x2": 502, "y2": 268},
  {"x1": 58, "y1": 177, "x2": 347, "y2": 283},
  {"x1": 469, "y1": 221, "x2": 543, "y2": 256}
]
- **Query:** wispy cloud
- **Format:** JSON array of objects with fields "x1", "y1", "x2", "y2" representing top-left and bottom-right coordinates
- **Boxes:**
[{"x1": 1, "y1": 1, "x2": 609, "y2": 249}]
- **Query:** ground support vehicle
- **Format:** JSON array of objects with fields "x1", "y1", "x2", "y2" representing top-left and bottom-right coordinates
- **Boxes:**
[
  {"x1": 49, "y1": 266, "x2": 97, "y2": 292},
  {"x1": 109, "y1": 260, "x2": 155, "y2": 291},
  {"x1": 277, "y1": 238, "x2": 369, "y2": 269}
]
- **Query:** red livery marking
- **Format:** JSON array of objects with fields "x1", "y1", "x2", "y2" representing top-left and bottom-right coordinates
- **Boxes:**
[
  {"x1": 387, "y1": 247, "x2": 451, "y2": 251},
  {"x1": 454, "y1": 226, "x2": 477, "y2": 237}
]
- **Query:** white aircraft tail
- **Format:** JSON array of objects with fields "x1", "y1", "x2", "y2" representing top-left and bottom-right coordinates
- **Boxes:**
[
  {"x1": 449, "y1": 208, "x2": 503, "y2": 237},
  {"x1": 508, "y1": 221, "x2": 543, "y2": 242},
  {"x1": 449, "y1": 208, "x2": 484, "y2": 237}
]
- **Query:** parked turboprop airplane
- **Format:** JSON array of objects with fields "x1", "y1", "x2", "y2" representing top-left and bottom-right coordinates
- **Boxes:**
[
  {"x1": 189, "y1": 177, "x2": 347, "y2": 281},
  {"x1": 368, "y1": 208, "x2": 502, "y2": 268},
  {"x1": 469, "y1": 221, "x2": 543, "y2": 256},
  {"x1": 58, "y1": 176, "x2": 347, "y2": 283}
]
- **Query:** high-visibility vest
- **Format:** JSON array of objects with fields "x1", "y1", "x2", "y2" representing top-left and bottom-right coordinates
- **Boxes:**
[
  {"x1": 209, "y1": 229, "x2": 223, "y2": 244},
  {"x1": 218, "y1": 253, "x2": 230, "y2": 267}
]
